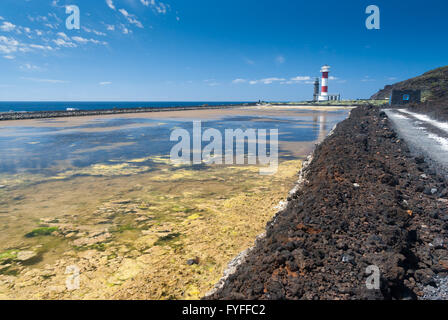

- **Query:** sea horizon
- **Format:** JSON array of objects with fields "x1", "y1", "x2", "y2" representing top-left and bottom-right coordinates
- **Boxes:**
[{"x1": 0, "y1": 101, "x2": 255, "y2": 113}]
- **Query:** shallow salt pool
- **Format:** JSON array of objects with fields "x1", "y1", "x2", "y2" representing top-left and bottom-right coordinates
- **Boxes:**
[{"x1": 0, "y1": 107, "x2": 350, "y2": 299}]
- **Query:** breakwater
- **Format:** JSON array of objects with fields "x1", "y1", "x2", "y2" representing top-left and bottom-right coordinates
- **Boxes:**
[{"x1": 0, "y1": 103, "x2": 255, "y2": 121}]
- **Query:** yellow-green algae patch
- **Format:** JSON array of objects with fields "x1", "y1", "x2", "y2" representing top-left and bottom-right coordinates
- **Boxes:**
[
  {"x1": 0, "y1": 155, "x2": 185, "y2": 189},
  {"x1": 58, "y1": 163, "x2": 151, "y2": 178},
  {"x1": 0, "y1": 159, "x2": 301, "y2": 300}
]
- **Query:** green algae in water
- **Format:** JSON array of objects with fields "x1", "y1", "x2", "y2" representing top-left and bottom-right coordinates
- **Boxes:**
[
  {"x1": 73, "y1": 242, "x2": 108, "y2": 252},
  {"x1": 0, "y1": 249, "x2": 19, "y2": 262},
  {"x1": 113, "y1": 224, "x2": 137, "y2": 233},
  {"x1": 25, "y1": 227, "x2": 59, "y2": 238},
  {"x1": 1, "y1": 267, "x2": 20, "y2": 276},
  {"x1": 154, "y1": 232, "x2": 182, "y2": 247}
]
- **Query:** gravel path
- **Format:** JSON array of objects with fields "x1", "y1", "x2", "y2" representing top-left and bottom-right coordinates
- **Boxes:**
[{"x1": 385, "y1": 108, "x2": 448, "y2": 178}]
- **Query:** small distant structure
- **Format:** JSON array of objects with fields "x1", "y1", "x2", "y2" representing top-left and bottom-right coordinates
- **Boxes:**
[
  {"x1": 313, "y1": 78, "x2": 320, "y2": 102},
  {"x1": 389, "y1": 89, "x2": 421, "y2": 105},
  {"x1": 327, "y1": 94, "x2": 341, "y2": 101},
  {"x1": 66, "y1": 107, "x2": 79, "y2": 111}
]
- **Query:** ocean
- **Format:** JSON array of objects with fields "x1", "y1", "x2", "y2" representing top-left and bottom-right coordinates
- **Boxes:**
[{"x1": 0, "y1": 101, "x2": 251, "y2": 113}]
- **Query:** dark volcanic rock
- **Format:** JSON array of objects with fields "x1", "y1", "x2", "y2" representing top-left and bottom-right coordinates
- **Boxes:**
[
  {"x1": 187, "y1": 257, "x2": 200, "y2": 265},
  {"x1": 206, "y1": 106, "x2": 448, "y2": 300}
]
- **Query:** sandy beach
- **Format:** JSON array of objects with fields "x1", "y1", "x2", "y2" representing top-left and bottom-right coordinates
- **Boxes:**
[{"x1": 0, "y1": 104, "x2": 354, "y2": 127}]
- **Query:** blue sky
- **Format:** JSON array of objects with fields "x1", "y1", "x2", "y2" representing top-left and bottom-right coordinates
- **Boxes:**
[{"x1": 0, "y1": 0, "x2": 447, "y2": 101}]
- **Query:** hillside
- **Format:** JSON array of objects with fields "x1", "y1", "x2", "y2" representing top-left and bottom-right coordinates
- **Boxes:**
[{"x1": 371, "y1": 66, "x2": 448, "y2": 101}]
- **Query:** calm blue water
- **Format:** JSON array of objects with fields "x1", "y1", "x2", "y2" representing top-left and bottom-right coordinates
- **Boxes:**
[
  {"x1": 0, "y1": 110, "x2": 350, "y2": 175},
  {"x1": 0, "y1": 101, "x2": 251, "y2": 113}
]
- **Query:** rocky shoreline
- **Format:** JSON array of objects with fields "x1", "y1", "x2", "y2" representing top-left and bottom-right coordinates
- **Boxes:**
[
  {"x1": 204, "y1": 114, "x2": 343, "y2": 298},
  {"x1": 0, "y1": 103, "x2": 255, "y2": 121},
  {"x1": 206, "y1": 105, "x2": 448, "y2": 300}
]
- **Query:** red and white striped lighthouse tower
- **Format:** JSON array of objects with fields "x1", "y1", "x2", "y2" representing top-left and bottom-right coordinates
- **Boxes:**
[{"x1": 318, "y1": 65, "x2": 330, "y2": 101}]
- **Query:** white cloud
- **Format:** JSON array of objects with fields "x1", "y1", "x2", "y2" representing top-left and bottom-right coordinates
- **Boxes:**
[
  {"x1": 72, "y1": 36, "x2": 88, "y2": 43},
  {"x1": 261, "y1": 78, "x2": 285, "y2": 84},
  {"x1": 0, "y1": 36, "x2": 51, "y2": 55},
  {"x1": 44, "y1": 23, "x2": 58, "y2": 29},
  {"x1": 93, "y1": 30, "x2": 106, "y2": 36},
  {"x1": 122, "y1": 25, "x2": 131, "y2": 34},
  {"x1": 249, "y1": 77, "x2": 285, "y2": 85},
  {"x1": 290, "y1": 76, "x2": 311, "y2": 81},
  {"x1": 29, "y1": 13, "x2": 60, "y2": 31},
  {"x1": 48, "y1": 13, "x2": 62, "y2": 23},
  {"x1": 51, "y1": 0, "x2": 66, "y2": 8},
  {"x1": 244, "y1": 58, "x2": 255, "y2": 65},
  {"x1": 0, "y1": 18, "x2": 46, "y2": 42},
  {"x1": 361, "y1": 76, "x2": 375, "y2": 82},
  {"x1": 0, "y1": 16, "x2": 4, "y2": 20},
  {"x1": 245, "y1": 75, "x2": 313, "y2": 85},
  {"x1": 1, "y1": 18, "x2": 105, "y2": 57},
  {"x1": 277, "y1": 76, "x2": 315, "y2": 85},
  {"x1": 3, "y1": 55, "x2": 15, "y2": 60},
  {"x1": 118, "y1": 9, "x2": 129, "y2": 16},
  {"x1": 21, "y1": 77, "x2": 68, "y2": 84},
  {"x1": 18, "y1": 47, "x2": 32, "y2": 53},
  {"x1": 153, "y1": 2, "x2": 168, "y2": 14},
  {"x1": 106, "y1": 25, "x2": 115, "y2": 31},
  {"x1": 141, "y1": 0, "x2": 169, "y2": 14},
  {"x1": 53, "y1": 38, "x2": 77, "y2": 48},
  {"x1": 0, "y1": 21, "x2": 16, "y2": 32},
  {"x1": 20, "y1": 63, "x2": 42, "y2": 71},
  {"x1": 0, "y1": 36, "x2": 19, "y2": 54},
  {"x1": 232, "y1": 78, "x2": 247, "y2": 84},
  {"x1": 82, "y1": 27, "x2": 107, "y2": 36},
  {"x1": 99, "y1": 81, "x2": 112, "y2": 86},
  {"x1": 275, "y1": 55, "x2": 285, "y2": 64},
  {"x1": 119, "y1": 9, "x2": 144, "y2": 28},
  {"x1": 106, "y1": 0, "x2": 116, "y2": 10},
  {"x1": 57, "y1": 32, "x2": 69, "y2": 40},
  {"x1": 29, "y1": 15, "x2": 47, "y2": 23},
  {"x1": 72, "y1": 36, "x2": 107, "y2": 45},
  {"x1": 204, "y1": 79, "x2": 219, "y2": 87},
  {"x1": 0, "y1": 36, "x2": 19, "y2": 47},
  {"x1": 29, "y1": 44, "x2": 53, "y2": 51}
]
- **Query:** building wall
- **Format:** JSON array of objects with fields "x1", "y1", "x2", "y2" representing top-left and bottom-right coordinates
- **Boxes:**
[
  {"x1": 390, "y1": 90, "x2": 421, "y2": 105},
  {"x1": 328, "y1": 94, "x2": 341, "y2": 101}
]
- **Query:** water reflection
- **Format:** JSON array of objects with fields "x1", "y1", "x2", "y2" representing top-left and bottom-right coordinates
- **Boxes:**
[{"x1": 0, "y1": 109, "x2": 347, "y2": 178}]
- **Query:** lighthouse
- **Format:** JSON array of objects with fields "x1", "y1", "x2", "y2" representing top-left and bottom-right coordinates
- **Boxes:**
[{"x1": 318, "y1": 65, "x2": 330, "y2": 101}]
